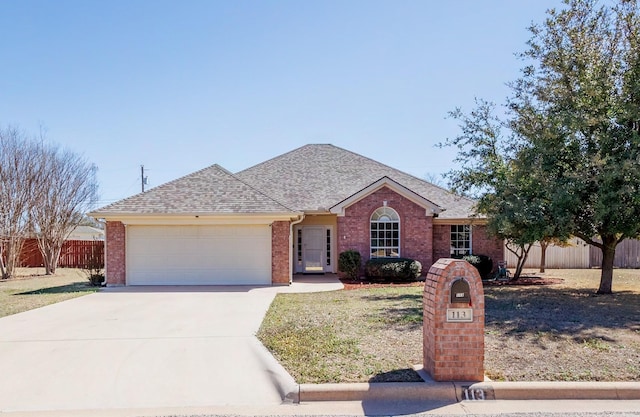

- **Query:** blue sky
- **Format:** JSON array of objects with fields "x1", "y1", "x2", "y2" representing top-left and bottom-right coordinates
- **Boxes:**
[{"x1": 1, "y1": 0, "x2": 562, "y2": 207}]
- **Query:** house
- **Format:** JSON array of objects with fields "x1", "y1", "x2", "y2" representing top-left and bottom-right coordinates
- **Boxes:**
[
  {"x1": 89, "y1": 144, "x2": 503, "y2": 286},
  {"x1": 67, "y1": 225, "x2": 105, "y2": 241}
]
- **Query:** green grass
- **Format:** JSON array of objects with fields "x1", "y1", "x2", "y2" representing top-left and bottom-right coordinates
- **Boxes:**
[
  {"x1": 258, "y1": 269, "x2": 640, "y2": 383},
  {"x1": 0, "y1": 268, "x2": 99, "y2": 318}
]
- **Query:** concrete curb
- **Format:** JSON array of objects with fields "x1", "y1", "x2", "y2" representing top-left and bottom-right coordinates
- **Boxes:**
[
  {"x1": 292, "y1": 381, "x2": 640, "y2": 403},
  {"x1": 297, "y1": 382, "x2": 457, "y2": 402},
  {"x1": 462, "y1": 381, "x2": 640, "y2": 401}
]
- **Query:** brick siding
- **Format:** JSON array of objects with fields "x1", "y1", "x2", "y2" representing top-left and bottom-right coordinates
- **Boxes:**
[
  {"x1": 472, "y1": 225, "x2": 504, "y2": 266},
  {"x1": 271, "y1": 220, "x2": 290, "y2": 284},
  {"x1": 336, "y1": 186, "x2": 433, "y2": 276},
  {"x1": 105, "y1": 221, "x2": 126, "y2": 286},
  {"x1": 433, "y1": 223, "x2": 503, "y2": 271}
]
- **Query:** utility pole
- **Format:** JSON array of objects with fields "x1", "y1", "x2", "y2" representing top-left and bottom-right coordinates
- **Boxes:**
[{"x1": 141, "y1": 165, "x2": 148, "y2": 193}]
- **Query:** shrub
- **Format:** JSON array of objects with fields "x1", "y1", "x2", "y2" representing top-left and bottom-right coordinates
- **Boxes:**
[
  {"x1": 338, "y1": 250, "x2": 361, "y2": 280},
  {"x1": 364, "y1": 257, "x2": 422, "y2": 281},
  {"x1": 461, "y1": 254, "x2": 493, "y2": 279},
  {"x1": 87, "y1": 273, "x2": 105, "y2": 287},
  {"x1": 83, "y1": 241, "x2": 105, "y2": 286}
]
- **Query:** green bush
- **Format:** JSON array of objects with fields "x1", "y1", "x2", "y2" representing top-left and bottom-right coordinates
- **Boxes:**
[
  {"x1": 461, "y1": 254, "x2": 493, "y2": 279},
  {"x1": 338, "y1": 250, "x2": 361, "y2": 280},
  {"x1": 87, "y1": 273, "x2": 105, "y2": 287},
  {"x1": 364, "y1": 257, "x2": 422, "y2": 281}
]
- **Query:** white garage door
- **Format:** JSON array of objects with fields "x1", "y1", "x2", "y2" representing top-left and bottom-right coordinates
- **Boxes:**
[{"x1": 126, "y1": 225, "x2": 272, "y2": 285}]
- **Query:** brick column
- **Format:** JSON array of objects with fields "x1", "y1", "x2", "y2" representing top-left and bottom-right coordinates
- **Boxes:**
[
  {"x1": 423, "y1": 258, "x2": 484, "y2": 381},
  {"x1": 271, "y1": 221, "x2": 290, "y2": 285},
  {"x1": 105, "y1": 221, "x2": 126, "y2": 286}
]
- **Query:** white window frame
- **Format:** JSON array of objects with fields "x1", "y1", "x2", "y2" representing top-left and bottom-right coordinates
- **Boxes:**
[
  {"x1": 370, "y1": 207, "x2": 400, "y2": 258},
  {"x1": 450, "y1": 224, "x2": 472, "y2": 256}
]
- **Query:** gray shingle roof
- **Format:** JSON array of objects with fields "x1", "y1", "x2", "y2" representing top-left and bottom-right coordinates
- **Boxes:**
[
  {"x1": 235, "y1": 144, "x2": 477, "y2": 219},
  {"x1": 92, "y1": 164, "x2": 296, "y2": 216}
]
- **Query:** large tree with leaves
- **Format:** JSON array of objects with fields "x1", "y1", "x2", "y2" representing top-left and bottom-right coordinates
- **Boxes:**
[
  {"x1": 510, "y1": 0, "x2": 640, "y2": 294},
  {"x1": 443, "y1": 100, "x2": 571, "y2": 280},
  {"x1": 445, "y1": 0, "x2": 640, "y2": 292}
]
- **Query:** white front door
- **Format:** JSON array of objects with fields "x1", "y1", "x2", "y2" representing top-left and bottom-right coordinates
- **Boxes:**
[{"x1": 303, "y1": 226, "x2": 325, "y2": 273}]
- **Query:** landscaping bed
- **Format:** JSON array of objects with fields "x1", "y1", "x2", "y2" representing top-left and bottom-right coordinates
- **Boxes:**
[{"x1": 258, "y1": 269, "x2": 640, "y2": 383}]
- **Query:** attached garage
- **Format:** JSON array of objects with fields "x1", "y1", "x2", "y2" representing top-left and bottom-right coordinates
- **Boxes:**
[{"x1": 126, "y1": 225, "x2": 272, "y2": 285}]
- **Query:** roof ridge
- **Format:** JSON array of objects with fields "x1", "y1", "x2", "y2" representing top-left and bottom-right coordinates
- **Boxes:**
[
  {"x1": 331, "y1": 144, "x2": 476, "y2": 204},
  {"x1": 235, "y1": 144, "x2": 314, "y2": 175}
]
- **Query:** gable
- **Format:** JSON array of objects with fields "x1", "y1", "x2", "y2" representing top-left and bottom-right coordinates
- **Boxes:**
[
  {"x1": 236, "y1": 144, "x2": 477, "y2": 219},
  {"x1": 330, "y1": 177, "x2": 442, "y2": 217}
]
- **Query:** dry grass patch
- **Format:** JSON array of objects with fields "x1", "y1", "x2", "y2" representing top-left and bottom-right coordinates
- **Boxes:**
[
  {"x1": 0, "y1": 268, "x2": 98, "y2": 318},
  {"x1": 258, "y1": 287, "x2": 423, "y2": 383},
  {"x1": 258, "y1": 269, "x2": 640, "y2": 383}
]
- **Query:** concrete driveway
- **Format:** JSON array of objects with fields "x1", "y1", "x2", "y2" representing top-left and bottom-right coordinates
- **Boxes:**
[{"x1": 0, "y1": 278, "x2": 342, "y2": 412}]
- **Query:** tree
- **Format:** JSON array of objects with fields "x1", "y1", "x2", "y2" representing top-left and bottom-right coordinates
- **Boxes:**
[
  {"x1": 0, "y1": 127, "x2": 46, "y2": 279},
  {"x1": 0, "y1": 125, "x2": 98, "y2": 278},
  {"x1": 442, "y1": 100, "x2": 571, "y2": 280},
  {"x1": 32, "y1": 146, "x2": 98, "y2": 275},
  {"x1": 510, "y1": 0, "x2": 640, "y2": 293}
]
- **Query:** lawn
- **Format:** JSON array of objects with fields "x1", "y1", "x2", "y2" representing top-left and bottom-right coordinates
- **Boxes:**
[
  {"x1": 0, "y1": 268, "x2": 99, "y2": 318},
  {"x1": 257, "y1": 269, "x2": 640, "y2": 383}
]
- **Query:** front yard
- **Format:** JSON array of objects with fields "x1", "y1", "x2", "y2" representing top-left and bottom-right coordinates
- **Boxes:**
[
  {"x1": 257, "y1": 269, "x2": 640, "y2": 383},
  {"x1": 0, "y1": 268, "x2": 99, "y2": 318}
]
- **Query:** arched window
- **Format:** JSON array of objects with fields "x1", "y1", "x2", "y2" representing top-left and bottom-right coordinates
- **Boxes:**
[{"x1": 370, "y1": 207, "x2": 400, "y2": 258}]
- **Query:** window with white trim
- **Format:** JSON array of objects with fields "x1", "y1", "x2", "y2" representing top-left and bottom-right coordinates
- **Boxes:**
[
  {"x1": 370, "y1": 207, "x2": 400, "y2": 258},
  {"x1": 450, "y1": 224, "x2": 471, "y2": 256}
]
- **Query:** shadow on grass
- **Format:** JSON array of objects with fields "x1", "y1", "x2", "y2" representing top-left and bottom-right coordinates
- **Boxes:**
[
  {"x1": 484, "y1": 286, "x2": 640, "y2": 337},
  {"x1": 362, "y1": 292, "x2": 423, "y2": 329},
  {"x1": 369, "y1": 368, "x2": 423, "y2": 382},
  {"x1": 362, "y1": 285, "x2": 639, "y2": 339},
  {"x1": 15, "y1": 282, "x2": 97, "y2": 296}
]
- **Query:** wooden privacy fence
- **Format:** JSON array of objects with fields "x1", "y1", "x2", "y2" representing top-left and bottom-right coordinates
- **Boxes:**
[
  {"x1": 590, "y1": 239, "x2": 640, "y2": 269},
  {"x1": 19, "y1": 239, "x2": 104, "y2": 268},
  {"x1": 504, "y1": 238, "x2": 590, "y2": 269},
  {"x1": 504, "y1": 238, "x2": 640, "y2": 269}
]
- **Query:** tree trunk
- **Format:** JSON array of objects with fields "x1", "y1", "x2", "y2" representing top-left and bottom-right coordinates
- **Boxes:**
[
  {"x1": 598, "y1": 235, "x2": 618, "y2": 294},
  {"x1": 539, "y1": 241, "x2": 548, "y2": 273},
  {"x1": 40, "y1": 239, "x2": 62, "y2": 276},
  {"x1": 512, "y1": 243, "x2": 532, "y2": 281},
  {"x1": 0, "y1": 248, "x2": 7, "y2": 279}
]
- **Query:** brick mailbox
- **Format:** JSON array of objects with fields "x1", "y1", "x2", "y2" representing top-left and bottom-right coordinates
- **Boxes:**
[{"x1": 423, "y1": 258, "x2": 484, "y2": 381}]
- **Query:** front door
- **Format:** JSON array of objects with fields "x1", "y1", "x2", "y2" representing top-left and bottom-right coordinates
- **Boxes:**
[{"x1": 303, "y1": 226, "x2": 325, "y2": 273}]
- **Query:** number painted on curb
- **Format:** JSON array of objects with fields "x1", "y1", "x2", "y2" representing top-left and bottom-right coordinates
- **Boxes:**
[{"x1": 463, "y1": 388, "x2": 486, "y2": 401}]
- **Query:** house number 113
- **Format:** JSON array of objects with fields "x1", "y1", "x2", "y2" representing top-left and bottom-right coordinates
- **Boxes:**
[{"x1": 446, "y1": 308, "x2": 473, "y2": 322}]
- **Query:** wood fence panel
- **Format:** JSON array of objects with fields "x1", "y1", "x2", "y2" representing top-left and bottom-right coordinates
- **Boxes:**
[
  {"x1": 590, "y1": 239, "x2": 640, "y2": 268},
  {"x1": 504, "y1": 238, "x2": 590, "y2": 269},
  {"x1": 19, "y1": 239, "x2": 44, "y2": 267},
  {"x1": 19, "y1": 239, "x2": 104, "y2": 269}
]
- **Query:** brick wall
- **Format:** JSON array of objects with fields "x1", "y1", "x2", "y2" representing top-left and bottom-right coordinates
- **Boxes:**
[
  {"x1": 336, "y1": 186, "x2": 433, "y2": 276},
  {"x1": 433, "y1": 223, "x2": 503, "y2": 271},
  {"x1": 433, "y1": 224, "x2": 451, "y2": 261},
  {"x1": 105, "y1": 221, "x2": 126, "y2": 286},
  {"x1": 472, "y1": 225, "x2": 504, "y2": 266},
  {"x1": 271, "y1": 220, "x2": 290, "y2": 285},
  {"x1": 423, "y1": 258, "x2": 485, "y2": 381}
]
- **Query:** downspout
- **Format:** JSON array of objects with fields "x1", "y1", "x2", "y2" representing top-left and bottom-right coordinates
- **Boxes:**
[{"x1": 289, "y1": 213, "x2": 305, "y2": 285}]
